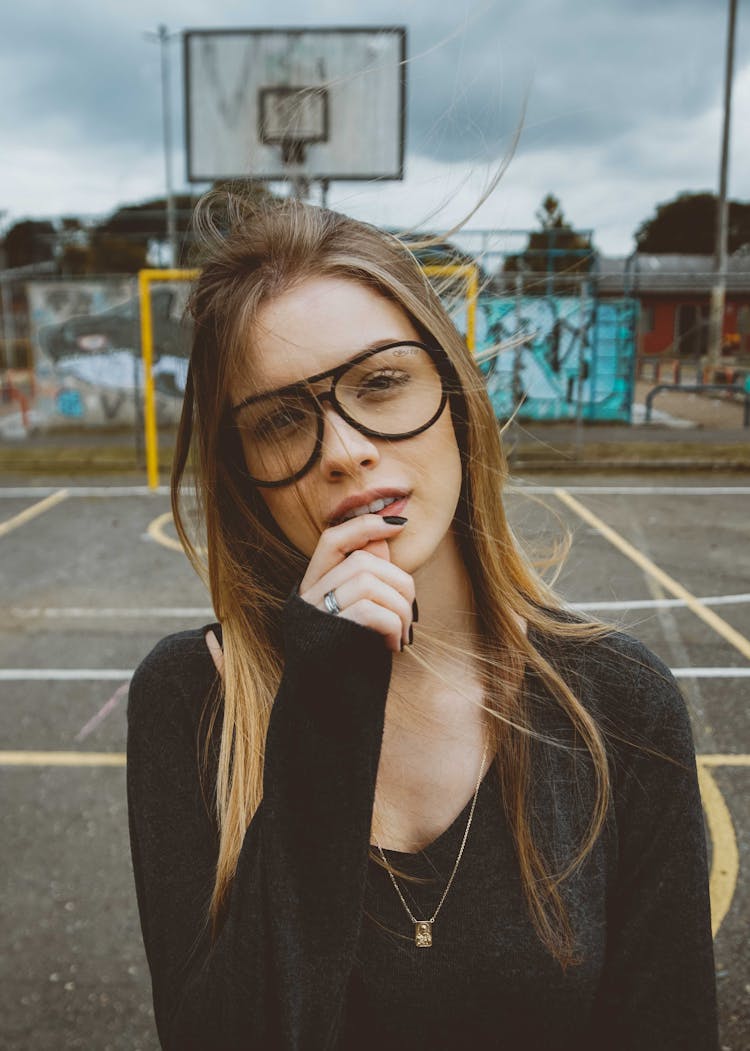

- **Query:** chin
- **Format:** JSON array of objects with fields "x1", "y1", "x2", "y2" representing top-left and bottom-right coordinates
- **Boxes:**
[{"x1": 393, "y1": 522, "x2": 455, "y2": 577}]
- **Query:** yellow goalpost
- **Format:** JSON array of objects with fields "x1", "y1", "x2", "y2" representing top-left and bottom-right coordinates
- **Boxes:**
[{"x1": 138, "y1": 269, "x2": 198, "y2": 490}]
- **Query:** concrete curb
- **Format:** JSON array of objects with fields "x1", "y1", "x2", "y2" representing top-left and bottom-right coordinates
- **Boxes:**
[
  {"x1": 1, "y1": 441, "x2": 749, "y2": 476},
  {"x1": 510, "y1": 458, "x2": 750, "y2": 473}
]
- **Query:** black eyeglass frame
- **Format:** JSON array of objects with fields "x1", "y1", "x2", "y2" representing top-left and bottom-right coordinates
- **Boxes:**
[{"x1": 229, "y1": 340, "x2": 454, "y2": 488}]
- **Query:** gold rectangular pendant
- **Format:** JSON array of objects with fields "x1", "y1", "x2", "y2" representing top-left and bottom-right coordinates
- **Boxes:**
[{"x1": 415, "y1": 921, "x2": 432, "y2": 947}]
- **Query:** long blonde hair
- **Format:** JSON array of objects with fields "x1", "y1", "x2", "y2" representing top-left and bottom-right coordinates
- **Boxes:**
[{"x1": 173, "y1": 190, "x2": 625, "y2": 970}]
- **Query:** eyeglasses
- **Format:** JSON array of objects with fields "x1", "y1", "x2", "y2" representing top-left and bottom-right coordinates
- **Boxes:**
[{"x1": 230, "y1": 341, "x2": 452, "y2": 487}]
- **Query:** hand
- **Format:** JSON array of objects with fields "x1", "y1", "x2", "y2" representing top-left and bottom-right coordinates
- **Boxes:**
[{"x1": 299, "y1": 515, "x2": 416, "y2": 654}]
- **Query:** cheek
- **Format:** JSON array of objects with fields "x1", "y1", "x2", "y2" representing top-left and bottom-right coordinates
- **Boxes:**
[
  {"x1": 259, "y1": 488, "x2": 321, "y2": 556},
  {"x1": 430, "y1": 414, "x2": 463, "y2": 498}
]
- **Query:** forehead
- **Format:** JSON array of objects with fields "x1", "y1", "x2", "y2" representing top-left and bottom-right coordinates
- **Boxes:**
[{"x1": 238, "y1": 276, "x2": 420, "y2": 395}]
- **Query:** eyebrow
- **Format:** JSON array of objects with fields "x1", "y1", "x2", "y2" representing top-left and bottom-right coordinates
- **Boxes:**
[{"x1": 230, "y1": 338, "x2": 412, "y2": 413}]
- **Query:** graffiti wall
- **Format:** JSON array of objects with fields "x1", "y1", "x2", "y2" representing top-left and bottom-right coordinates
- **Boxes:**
[
  {"x1": 9, "y1": 280, "x2": 192, "y2": 436},
  {"x1": 473, "y1": 295, "x2": 636, "y2": 422},
  {"x1": 2, "y1": 277, "x2": 636, "y2": 439}
]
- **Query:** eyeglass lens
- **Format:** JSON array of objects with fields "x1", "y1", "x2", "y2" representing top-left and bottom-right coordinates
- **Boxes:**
[{"x1": 234, "y1": 343, "x2": 444, "y2": 485}]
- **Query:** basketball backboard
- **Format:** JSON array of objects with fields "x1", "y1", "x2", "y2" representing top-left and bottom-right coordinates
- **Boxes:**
[{"x1": 184, "y1": 27, "x2": 406, "y2": 183}]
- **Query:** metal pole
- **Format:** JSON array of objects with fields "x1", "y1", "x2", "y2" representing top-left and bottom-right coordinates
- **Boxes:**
[
  {"x1": 574, "y1": 280, "x2": 587, "y2": 458},
  {"x1": 708, "y1": 0, "x2": 738, "y2": 371},
  {"x1": 158, "y1": 25, "x2": 179, "y2": 267},
  {"x1": 0, "y1": 276, "x2": 17, "y2": 369}
]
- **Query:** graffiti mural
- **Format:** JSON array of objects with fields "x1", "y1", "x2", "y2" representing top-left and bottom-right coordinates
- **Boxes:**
[
  {"x1": 3, "y1": 277, "x2": 637, "y2": 439},
  {"x1": 14, "y1": 280, "x2": 192, "y2": 435},
  {"x1": 473, "y1": 295, "x2": 636, "y2": 422}
]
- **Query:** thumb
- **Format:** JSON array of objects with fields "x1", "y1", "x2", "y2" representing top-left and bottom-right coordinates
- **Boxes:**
[{"x1": 361, "y1": 538, "x2": 391, "y2": 561}]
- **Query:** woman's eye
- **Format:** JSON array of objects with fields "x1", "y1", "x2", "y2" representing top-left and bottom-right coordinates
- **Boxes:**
[
  {"x1": 253, "y1": 407, "x2": 305, "y2": 437},
  {"x1": 357, "y1": 370, "x2": 409, "y2": 397}
]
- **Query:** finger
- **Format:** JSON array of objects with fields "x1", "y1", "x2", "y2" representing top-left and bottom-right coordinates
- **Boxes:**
[
  {"x1": 300, "y1": 514, "x2": 407, "y2": 591},
  {"x1": 319, "y1": 572, "x2": 413, "y2": 647},
  {"x1": 355, "y1": 537, "x2": 391, "y2": 562},
  {"x1": 304, "y1": 549, "x2": 416, "y2": 616},
  {"x1": 339, "y1": 598, "x2": 404, "y2": 654},
  {"x1": 205, "y1": 630, "x2": 225, "y2": 682}
]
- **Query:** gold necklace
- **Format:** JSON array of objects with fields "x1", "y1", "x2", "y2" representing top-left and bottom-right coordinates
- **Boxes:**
[{"x1": 372, "y1": 740, "x2": 490, "y2": 948}]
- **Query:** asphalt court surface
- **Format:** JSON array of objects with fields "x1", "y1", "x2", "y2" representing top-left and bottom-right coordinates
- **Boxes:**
[{"x1": 1, "y1": 471, "x2": 748, "y2": 1050}]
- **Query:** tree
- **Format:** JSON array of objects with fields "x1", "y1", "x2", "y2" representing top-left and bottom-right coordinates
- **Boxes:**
[
  {"x1": 3, "y1": 219, "x2": 57, "y2": 269},
  {"x1": 502, "y1": 194, "x2": 594, "y2": 293},
  {"x1": 635, "y1": 192, "x2": 750, "y2": 255},
  {"x1": 59, "y1": 182, "x2": 277, "y2": 273},
  {"x1": 93, "y1": 193, "x2": 199, "y2": 271}
]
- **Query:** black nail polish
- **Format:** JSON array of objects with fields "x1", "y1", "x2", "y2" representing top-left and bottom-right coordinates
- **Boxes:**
[
  {"x1": 383, "y1": 515, "x2": 408, "y2": 526},
  {"x1": 412, "y1": 599, "x2": 419, "y2": 622},
  {"x1": 408, "y1": 624, "x2": 414, "y2": 646}
]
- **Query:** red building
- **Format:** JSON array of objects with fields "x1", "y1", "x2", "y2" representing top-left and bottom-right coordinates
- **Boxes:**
[{"x1": 598, "y1": 254, "x2": 750, "y2": 362}]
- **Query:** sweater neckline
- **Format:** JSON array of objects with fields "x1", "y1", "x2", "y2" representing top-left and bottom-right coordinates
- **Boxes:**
[{"x1": 369, "y1": 758, "x2": 497, "y2": 860}]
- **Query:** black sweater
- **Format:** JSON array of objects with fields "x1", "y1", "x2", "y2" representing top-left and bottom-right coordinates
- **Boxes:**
[{"x1": 126, "y1": 588, "x2": 719, "y2": 1050}]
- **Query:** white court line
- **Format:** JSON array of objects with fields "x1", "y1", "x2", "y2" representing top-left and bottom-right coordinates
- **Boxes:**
[
  {"x1": 556, "y1": 489, "x2": 750, "y2": 664},
  {"x1": 0, "y1": 486, "x2": 171, "y2": 497},
  {"x1": 7, "y1": 606, "x2": 215, "y2": 619},
  {"x1": 6, "y1": 593, "x2": 750, "y2": 619},
  {"x1": 1, "y1": 667, "x2": 749, "y2": 682},
  {"x1": 573, "y1": 593, "x2": 750, "y2": 611},
  {"x1": 671, "y1": 667, "x2": 750, "y2": 678},
  {"x1": 514, "y1": 486, "x2": 750, "y2": 495},
  {"x1": 0, "y1": 670, "x2": 132, "y2": 681},
  {"x1": 1, "y1": 484, "x2": 750, "y2": 498}
]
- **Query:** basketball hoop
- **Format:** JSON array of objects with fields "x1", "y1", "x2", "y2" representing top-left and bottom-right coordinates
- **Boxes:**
[
  {"x1": 258, "y1": 86, "x2": 329, "y2": 168},
  {"x1": 184, "y1": 28, "x2": 406, "y2": 186}
]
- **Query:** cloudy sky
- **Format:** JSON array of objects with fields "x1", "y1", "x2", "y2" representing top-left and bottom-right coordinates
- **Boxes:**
[{"x1": 2, "y1": 0, "x2": 748, "y2": 255}]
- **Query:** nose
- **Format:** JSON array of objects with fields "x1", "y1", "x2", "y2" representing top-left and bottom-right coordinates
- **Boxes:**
[{"x1": 318, "y1": 405, "x2": 380, "y2": 479}]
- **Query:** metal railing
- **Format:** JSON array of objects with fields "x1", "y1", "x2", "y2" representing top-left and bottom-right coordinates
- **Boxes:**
[{"x1": 644, "y1": 381, "x2": 750, "y2": 427}]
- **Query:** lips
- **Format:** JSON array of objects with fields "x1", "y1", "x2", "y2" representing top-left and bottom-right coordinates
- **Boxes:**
[{"x1": 328, "y1": 488, "x2": 410, "y2": 527}]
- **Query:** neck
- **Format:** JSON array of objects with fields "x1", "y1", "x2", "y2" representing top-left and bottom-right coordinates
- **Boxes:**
[
  {"x1": 385, "y1": 528, "x2": 487, "y2": 750},
  {"x1": 395, "y1": 527, "x2": 481, "y2": 687},
  {"x1": 415, "y1": 530, "x2": 477, "y2": 640}
]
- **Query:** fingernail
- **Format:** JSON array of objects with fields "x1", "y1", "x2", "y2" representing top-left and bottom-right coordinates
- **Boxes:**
[
  {"x1": 412, "y1": 599, "x2": 419, "y2": 622},
  {"x1": 408, "y1": 624, "x2": 414, "y2": 646},
  {"x1": 383, "y1": 515, "x2": 408, "y2": 526}
]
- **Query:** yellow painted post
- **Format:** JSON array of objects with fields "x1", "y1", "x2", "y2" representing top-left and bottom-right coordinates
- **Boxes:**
[
  {"x1": 423, "y1": 263, "x2": 479, "y2": 353},
  {"x1": 137, "y1": 269, "x2": 200, "y2": 491},
  {"x1": 138, "y1": 270, "x2": 159, "y2": 490},
  {"x1": 465, "y1": 265, "x2": 479, "y2": 353}
]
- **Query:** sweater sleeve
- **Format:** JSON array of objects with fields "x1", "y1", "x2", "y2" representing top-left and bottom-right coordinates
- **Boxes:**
[
  {"x1": 587, "y1": 647, "x2": 719, "y2": 1049},
  {"x1": 126, "y1": 588, "x2": 392, "y2": 1051}
]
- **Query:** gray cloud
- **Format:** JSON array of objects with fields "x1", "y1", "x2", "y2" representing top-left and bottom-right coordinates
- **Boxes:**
[
  {"x1": 4, "y1": 0, "x2": 747, "y2": 163},
  {"x1": 1, "y1": 0, "x2": 748, "y2": 240}
]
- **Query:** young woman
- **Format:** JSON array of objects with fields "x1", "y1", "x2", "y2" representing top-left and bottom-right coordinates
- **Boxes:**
[{"x1": 126, "y1": 192, "x2": 719, "y2": 1050}]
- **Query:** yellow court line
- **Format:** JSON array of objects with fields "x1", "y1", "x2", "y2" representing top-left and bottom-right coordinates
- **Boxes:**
[
  {"x1": 698, "y1": 755, "x2": 750, "y2": 767},
  {"x1": 554, "y1": 489, "x2": 750, "y2": 663},
  {"x1": 0, "y1": 489, "x2": 69, "y2": 539},
  {"x1": 147, "y1": 511, "x2": 184, "y2": 552},
  {"x1": 0, "y1": 751, "x2": 125, "y2": 766},
  {"x1": 697, "y1": 765, "x2": 740, "y2": 938}
]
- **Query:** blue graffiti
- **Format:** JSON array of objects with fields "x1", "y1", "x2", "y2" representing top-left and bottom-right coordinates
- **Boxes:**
[
  {"x1": 470, "y1": 296, "x2": 636, "y2": 422},
  {"x1": 56, "y1": 388, "x2": 84, "y2": 418}
]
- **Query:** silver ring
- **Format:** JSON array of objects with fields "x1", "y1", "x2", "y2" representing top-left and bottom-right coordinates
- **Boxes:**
[{"x1": 324, "y1": 589, "x2": 342, "y2": 615}]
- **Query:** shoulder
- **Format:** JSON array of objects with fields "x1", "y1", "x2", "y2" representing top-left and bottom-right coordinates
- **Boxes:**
[
  {"x1": 127, "y1": 622, "x2": 222, "y2": 735},
  {"x1": 531, "y1": 612, "x2": 692, "y2": 755}
]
